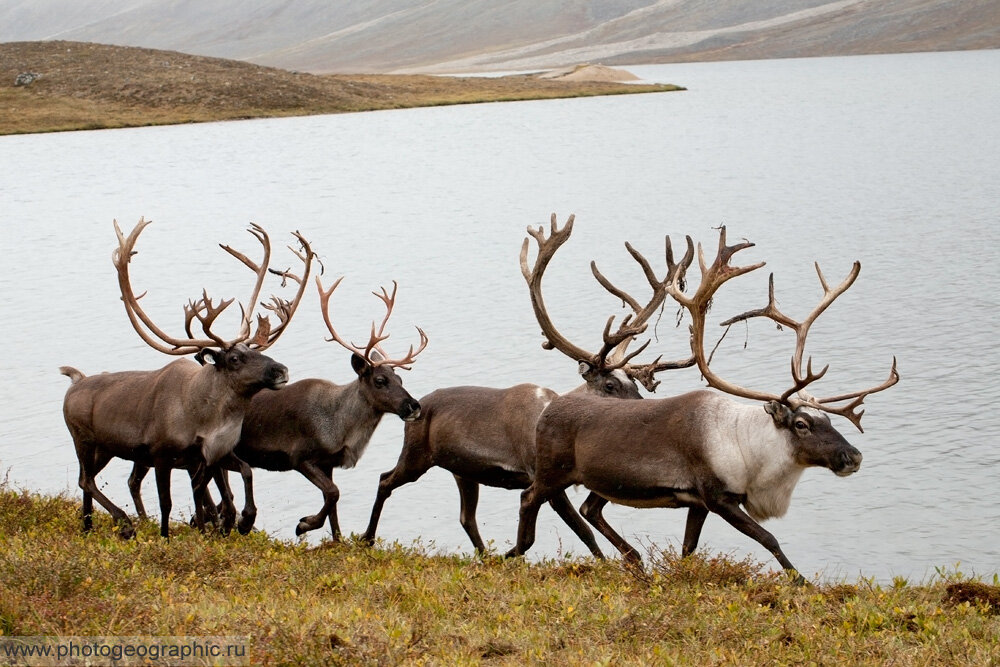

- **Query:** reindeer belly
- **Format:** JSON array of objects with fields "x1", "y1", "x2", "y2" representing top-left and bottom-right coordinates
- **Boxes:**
[
  {"x1": 576, "y1": 443, "x2": 695, "y2": 507},
  {"x1": 585, "y1": 480, "x2": 702, "y2": 510}
]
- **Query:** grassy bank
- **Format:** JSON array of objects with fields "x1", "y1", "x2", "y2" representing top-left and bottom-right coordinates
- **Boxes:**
[
  {"x1": 0, "y1": 489, "x2": 997, "y2": 665},
  {"x1": 0, "y1": 41, "x2": 682, "y2": 136}
]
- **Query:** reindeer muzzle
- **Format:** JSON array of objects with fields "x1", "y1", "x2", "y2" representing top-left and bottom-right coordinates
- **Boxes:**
[
  {"x1": 266, "y1": 364, "x2": 290, "y2": 390},
  {"x1": 834, "y1": 448, "x2": 863, "y2": 477},
  {"x1": 399, "y1": 398, "x2": 422, "y2": 422}
]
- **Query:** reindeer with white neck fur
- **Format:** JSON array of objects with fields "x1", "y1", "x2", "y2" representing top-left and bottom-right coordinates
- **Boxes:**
[{"x1": 508, "y1": 226, "x2": 898, "y2": 580}]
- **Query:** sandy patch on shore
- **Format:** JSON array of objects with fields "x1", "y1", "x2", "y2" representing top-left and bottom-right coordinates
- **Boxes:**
[{"x1": 537, "y1": 64, "x2": 640, "y2": 82}]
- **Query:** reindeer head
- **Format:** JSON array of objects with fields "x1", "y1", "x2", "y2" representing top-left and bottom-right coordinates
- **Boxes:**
[
  {"x1": 318, "y1": 276, "x2": 426, "y2": 422},
  {"x1": 113, "y1": 218, "x2": 315, "y2": 398}
]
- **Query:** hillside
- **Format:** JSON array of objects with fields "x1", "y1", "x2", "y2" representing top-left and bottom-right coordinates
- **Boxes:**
[
  {"x1": 1, "y1": 0, "x2": 998, "y2": 74},
  {"x1": 0, "y1": 41, "x2": 680, "y2": 135}
]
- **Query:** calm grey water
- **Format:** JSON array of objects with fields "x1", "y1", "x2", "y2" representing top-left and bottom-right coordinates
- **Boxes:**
[{"x1": 1, "y1": 49, "x2": 997, "y2": 582}]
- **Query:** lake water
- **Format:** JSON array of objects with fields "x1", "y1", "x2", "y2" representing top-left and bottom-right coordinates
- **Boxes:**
[{"x1": 1, "y1": 49, "x2": 997, "y2": 582}]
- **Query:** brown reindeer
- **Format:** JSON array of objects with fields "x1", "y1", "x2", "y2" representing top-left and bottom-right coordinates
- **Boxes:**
[
  {"x1": 60, "y1": 218, "x2": 313, "y2": 538},
  {"x1": 362, "y1": 214, "x2": 694, "y2": 556},
  {"x1": 508, "y1": 227, "x2": 898, "y2": 580},
  {"x1": 183, "y1": 276, "x2": 427, "y2": 539}
]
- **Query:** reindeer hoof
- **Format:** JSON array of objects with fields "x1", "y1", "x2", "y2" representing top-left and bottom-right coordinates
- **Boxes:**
[
  {"x1": 118, "y1": 523, "x2": 136, "y2": 540},
  {"x1": 295, "y1": 521, "x2": 310, "y2": 536},
  {"x1": 237, "y1": 514, "x2": 256, "y2": 535}
]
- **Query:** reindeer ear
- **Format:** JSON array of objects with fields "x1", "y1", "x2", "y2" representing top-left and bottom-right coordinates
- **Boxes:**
[
  {"x1": 764, "y1": 400, "x2": 793, "y2": 426},
  {"x1": 195, "y1": 349, "x2": 220, "y2": 367},
  {"x1": 351, "y1": 353, "x2": 371, "y2": 377},
  {"x1": 578, "y1": 360, "x2": 597, "y2": 380}
]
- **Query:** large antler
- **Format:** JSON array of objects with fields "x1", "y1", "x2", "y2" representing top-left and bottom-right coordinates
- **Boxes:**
[
  {"x1": 667, "y1": 226, "x2": 898, "y2": 431},
  {"x1": 590, "y1": 233, "x2": 698, "y2": 391},
  {"x1": 719, "y1": 263, "x2": 899, "y2": 431},
  {"x1": 113, "y1": 218, "x2": 312, "y2": 355},
  {"x1": 317, "y1": 276, "x2": 428, "y2": 370},
  {"x1": 520, "y1": 213, "x2": 675, "y2": 387}
]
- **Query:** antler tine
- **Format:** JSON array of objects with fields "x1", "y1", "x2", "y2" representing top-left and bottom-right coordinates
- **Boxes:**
[
  {"x1": 185, "y1": 290, "x2": 235, "y2": 348},
  {"x1": 251, "y1": 230, "x2": 315, "y2": 351},
  {"x1": 112, "y1": 218, "x2": 219, "y2": 355},
  {"x1": 520, "y1": 213, "x2": 596, "y2": 363},
  {"x1": 595, "y1": 314, "x2": 649, "y2": 370},
  {"x1": 591, "y1": 233, "x2": 695, "y2": 366},
  {"x1": 316, "y1": 276, "x2": 363, "y2": 355},
  {"x1": 366, "y1": 281, "x2": 398, "y2": 360},
  {"x1": 219, "y1": 222, "x2": 272, "y2": 343},
  {"x1": 380, "y1": 327, "x2": 429, "y2": 370}
]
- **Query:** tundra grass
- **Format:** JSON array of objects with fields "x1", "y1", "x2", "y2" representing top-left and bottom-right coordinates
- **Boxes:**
[{"x1": 0, "y1": 488, "x2": 997, "y2": 665}]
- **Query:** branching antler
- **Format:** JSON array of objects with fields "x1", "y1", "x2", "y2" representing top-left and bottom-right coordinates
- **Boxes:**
[
  {"x1": 590, "y1": 233, "x2": 698, "y2": 391},
  {"x1": 113, "y1": 218, "x2": 312, "y2": 355},
  {"x1": 521, "y1": 213, "x2": 697, "y2": 391},
  {"x1": 520, "y1": 214, "x2": 598, "y2": 364},
  {"x1": 719, "y1": 262, "x2": 899, "y2": 431},
  {"x1": 317, "y1": 276, "x2": 428, "y2": 370},
  {"x1": 667, "y1": 225, "x2": 898, "y2": 431}
]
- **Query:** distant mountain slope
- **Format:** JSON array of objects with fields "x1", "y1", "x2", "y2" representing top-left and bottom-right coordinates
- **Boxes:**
[{"x1": 1, "y1": 0, "x2": 997, "y2": 73}]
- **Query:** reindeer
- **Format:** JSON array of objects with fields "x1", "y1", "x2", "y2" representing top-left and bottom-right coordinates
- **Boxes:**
[
  {"x1": 507, "y1": 226, "x2": 898, "y2": 580},
  {"x1": 362, "y1": 214, "x2": 694, "y2": 556},
  {"x1": 60, "y1": 218, "x2": 313, "y2": 539},
  {"x1": 164, "y1": 275, "x2": 428, "y2": 539}
]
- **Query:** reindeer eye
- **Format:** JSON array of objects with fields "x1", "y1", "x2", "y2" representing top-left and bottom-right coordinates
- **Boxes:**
[
  {"x1": 794, "y1": 419, "x2": 810, "y2": 432},
  {"x1": 604, "y1": 381, "x2": 616, "y2": 392},
  {"x1": 374, "y1": 376, "x2": 388, "y2": 388}
]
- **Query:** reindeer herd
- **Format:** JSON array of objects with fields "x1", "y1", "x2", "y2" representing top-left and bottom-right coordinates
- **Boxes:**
[{"x1": 59, "y1": 214, "x2": 898, "y2": 581}]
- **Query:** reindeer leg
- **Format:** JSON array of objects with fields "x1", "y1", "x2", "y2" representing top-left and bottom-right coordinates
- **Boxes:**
[
  {"x1": 207, "y1": 466, "x2": 235, "y2": 535},
  {"x1": 78, "y1": 447, "x2": 133, "y2": 538},
  {"x1": 128, "y1": 463, "x2": 150, "y2": 519},
  {"x1": 294, "y1": 461, "x2": 340, "y2": 539},
  {"x1": 153, "y1": 462, "x2": 173, "y2": 539},
  {"x1": 550, "y1": 491, "x2": 605, "y2": 560},
  {"x1": 507, "y1": 481, "x2": 549, "y2": 558},
  {"x1": 188, "y1": 460, "x2": 212, "y2": 533},
  {"x1": 682, "y1": 506, "x2": 709, "y2": 557},
  {"x1": 218, "y1": 453, "x2": 256, "y2": 535},
  {"x1": 708, "y1": 495, "x2": 805, "y2": 583},
  {"x1": 455, "y1": 475, "x2": 487, "y2": 553},
  {"x1": 579, "y1": 492, "x2": 639, "y2": 563},
  {"x1": 362, "y1": 458, "x2": 432, "y2": 545}
]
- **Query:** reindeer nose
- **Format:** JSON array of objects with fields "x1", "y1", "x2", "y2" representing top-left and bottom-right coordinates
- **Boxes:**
[
  {"x1": 268, "y1": 363, "x2": 289, "y2": 389},
  {"x1": 400, "y1": 398, "x2": 421, "y2": 422},
  {"x1": 837, "y1": 448, "x2": 862, "y2": 475}
]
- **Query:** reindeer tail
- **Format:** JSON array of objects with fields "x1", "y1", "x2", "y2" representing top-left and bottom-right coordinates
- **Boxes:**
[{"x1": 59, "y1": 366, "x2": 85, "y2": 384}]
